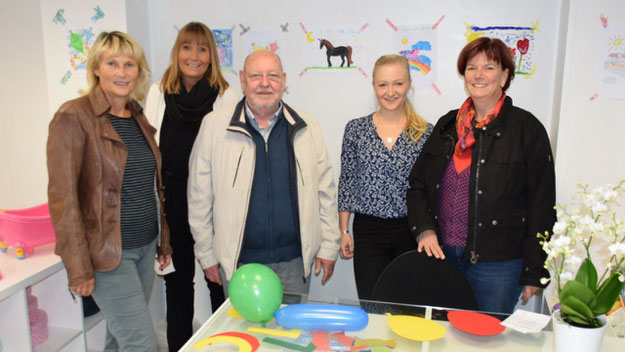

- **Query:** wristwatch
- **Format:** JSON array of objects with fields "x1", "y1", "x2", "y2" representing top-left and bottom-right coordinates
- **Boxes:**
[{"x1": 342, "y1": 229, "x2": 349, "y2": 235}]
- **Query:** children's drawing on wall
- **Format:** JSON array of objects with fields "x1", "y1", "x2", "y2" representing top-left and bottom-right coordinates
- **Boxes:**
[
  {"x1": 40, "y1": 0, "x2": 127, "y2": 113},
  {"x1": 67, "y1": 28, "x2": 95, "y2": 73},
  {"x1": 301, "y1": 26, "x2": 363, "y2": 73},
  {"x1": 318, "y1": 39, "x2": 353, "y2": 68},
  {"x1": 465, "y1": 21, "x2": 540, "y2": 78},
  {"x1": 90, "y1": 5, "x2": 105, "y2": 22},
  {"x1": 394, "y1": 25, "x2": 438, "y2": 90},
  {"x1": 241, "y1": 29, "x2": 287, "y2": 61},
  {"x1": 598, "y1": 22, "x2": 625, "y2": 100},
  {"x1": 213, "y1": 29, "x2": 234, "y2": 72}
]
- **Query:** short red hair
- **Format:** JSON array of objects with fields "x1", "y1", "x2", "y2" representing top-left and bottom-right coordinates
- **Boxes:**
[{"x1": 457, "y1": 37, "x2": 515, "y2": 92}]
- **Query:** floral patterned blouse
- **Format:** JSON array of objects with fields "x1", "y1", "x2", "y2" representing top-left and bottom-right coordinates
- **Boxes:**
[{"x1": 338, "y1": 114, "x2": 433, "y2": 219}]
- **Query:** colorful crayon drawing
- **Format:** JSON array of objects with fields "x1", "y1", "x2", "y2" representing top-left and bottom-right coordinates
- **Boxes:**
[
  {"x1": 252, "y1": 41, "x2": 279, "y2": 53},
  {"x1": 319, "y1": 39, "x2": 353, "y2": 67},
  {"x1": 394, "y1": 25, "x2": 437, "y2": 89},
  {"x1": 67, "y1": 28, "x2": 95, "y2": 71},
  {"x1": 90, "y1": 5, "x2": 105, "y2": 22},
  {"x1": 41, "y1": 0, "x2": 127, "y2": 113},
  {"x1": 599, "y1": 24, "x2": 625, "y2": 100},
  {"x1": 465, "y1": 22, "x2": 540, "y2": 77},
  {"x1": 60, "y1": 70, "x2": 72, "y2": 85},
  {"x1": 213, "y1": 29, "x2": 233, "y2": 69},
  {"x1": 243, "y1": 29, "x2": 287, "y2": 62},
  {"x1": 302, "y1": 27, "x2": 362, "y2": 71},
  {"x1": 52, "y1": 9, "x2": 66, "y2": 25},
  {"x1": 400, "y1": 41, "x2": 432, "y2": 74},
  {"x1": 605, "y1": 33, "x2": 625, "y2": 76}
]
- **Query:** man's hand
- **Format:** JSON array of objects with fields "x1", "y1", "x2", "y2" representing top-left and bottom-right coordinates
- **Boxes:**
[
  {"x1": 157, "y1": 254, "x2": 171, "y2": 270},
  {"x1": 71, "y1": 278, "x2": 95, "y2": 296},
  {"x1": 417, "y1": 229, "x2": 445, "y2": 259},
  {"x1": 203, "y1": 264, "x2": 222, "y2": 285},
  {"x1": 314, "y1": 257, "x2": 336, "y2": 285}
]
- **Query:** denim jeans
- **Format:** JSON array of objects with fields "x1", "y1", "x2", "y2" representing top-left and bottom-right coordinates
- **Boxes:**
[
  {"x1": 443, "y1": 246, "x2": 523, "y2": 314},
  {"x1": 92, "y1": 240, "x2": 157, "y2": 352}
]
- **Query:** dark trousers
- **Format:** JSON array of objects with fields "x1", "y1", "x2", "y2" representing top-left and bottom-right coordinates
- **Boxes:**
[
  {"x1": 352, "y1": 213, "x2": 417, "y2": 300},
  {"x1": 164, "y1": 202, "x2": 225, "y2": 351}
]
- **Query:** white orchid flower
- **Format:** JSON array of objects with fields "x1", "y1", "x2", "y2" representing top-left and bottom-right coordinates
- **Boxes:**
[
  {"x1": 608, "y1": 243, "x2": 625, "y2": 256},
  {"x1": 552, "y1": 221, "x2": 567, "y2": 235},
  {"x1": 603, "y1": 190, "x2": 618, "y2": 202},
  {"x1": 560, "y1": 271, "x2": 574, "y2": 282}
]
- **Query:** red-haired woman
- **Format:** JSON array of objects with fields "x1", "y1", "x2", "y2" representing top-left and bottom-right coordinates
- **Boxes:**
[{"x1": 407, "y1": 37, "x2": 555, "y2": 313}]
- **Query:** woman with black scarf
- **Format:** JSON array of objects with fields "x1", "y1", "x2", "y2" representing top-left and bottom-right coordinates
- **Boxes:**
[{"x1": 145, "y1": 22, "x2": 238, "y2": 351}]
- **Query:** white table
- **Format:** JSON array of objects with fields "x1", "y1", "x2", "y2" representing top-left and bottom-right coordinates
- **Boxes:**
[{"x1": 182, "y1": 294, "x2": 625, "y2": 351}]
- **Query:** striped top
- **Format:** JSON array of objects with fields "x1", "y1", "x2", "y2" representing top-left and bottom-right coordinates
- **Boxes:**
[{"x1": 107, "y1": 114, "x2": 158, "y2": 249}]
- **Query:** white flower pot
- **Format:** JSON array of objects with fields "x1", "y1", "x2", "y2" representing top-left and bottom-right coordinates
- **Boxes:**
[{"x1": 552, "y1": 310, "x2": 607, "y2": 352}]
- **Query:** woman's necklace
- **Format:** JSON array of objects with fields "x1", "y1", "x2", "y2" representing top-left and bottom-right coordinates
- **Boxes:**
[{"x1": 374, "y1": 113, "x2": 406, "y2": 146}]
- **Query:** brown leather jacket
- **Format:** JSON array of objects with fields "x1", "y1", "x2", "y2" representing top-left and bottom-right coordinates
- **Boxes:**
[{"x1": 47, "y1": 86, "x2": 172, "y2": 287}]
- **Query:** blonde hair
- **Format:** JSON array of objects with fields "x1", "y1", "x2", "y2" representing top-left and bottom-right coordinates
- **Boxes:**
[
  {"x1": 160, "y1": 22, "x2": 229, "y2": 95},
  {"x1": 86, "y1": 31, "x2": 150, "y2": 102},
  {"x1": 372, "y1": 54, "x2": 428, "y2": 143}
]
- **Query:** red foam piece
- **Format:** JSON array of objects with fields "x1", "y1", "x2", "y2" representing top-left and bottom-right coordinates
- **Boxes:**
[
  {"x1": 329, "y1": 331, "x2": 354, "y2": 347},
  {"x1": 311, "y1": 331, "x2": 331, "y2": 351},
  {"x1": 447, "y1": 310, "x2": 505, "y2": 336}
]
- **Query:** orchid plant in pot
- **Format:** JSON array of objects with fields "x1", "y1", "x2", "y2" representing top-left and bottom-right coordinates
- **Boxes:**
[{"x1": 538, "y1": 181, "x2": 625, "y2": 350}]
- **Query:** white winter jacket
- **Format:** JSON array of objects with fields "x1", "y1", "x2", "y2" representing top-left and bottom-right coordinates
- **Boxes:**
[
  {"x1": 187, "y1": 99, "x2": 340, "y2": 280},
  {"x1": 144, "y1": 82, "x2": 240, "y2": 142}
]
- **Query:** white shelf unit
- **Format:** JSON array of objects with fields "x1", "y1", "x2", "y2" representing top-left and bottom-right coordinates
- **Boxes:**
[{"x1": 0, "y1": 243, "x2": 103, "y2": 351}]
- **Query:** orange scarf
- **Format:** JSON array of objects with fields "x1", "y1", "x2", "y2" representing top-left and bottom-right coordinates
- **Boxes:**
[{"x1": 453, "y1": 94, "x2": 506, "y2": 172}]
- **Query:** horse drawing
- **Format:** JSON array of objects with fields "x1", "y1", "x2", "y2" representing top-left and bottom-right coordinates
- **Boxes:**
[{"x1": 318, "y1": 39, "x2": 353, "y2": 67}]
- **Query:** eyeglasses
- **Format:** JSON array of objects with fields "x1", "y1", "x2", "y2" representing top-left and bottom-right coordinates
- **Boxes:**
[{"x1": 245, "y1": 72, "x2": 283, "y2": 83}]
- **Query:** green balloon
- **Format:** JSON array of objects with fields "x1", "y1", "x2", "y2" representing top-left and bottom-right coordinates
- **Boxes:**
[{"x1": 229, "y1": 263, "x2": 283, "y2": 323}]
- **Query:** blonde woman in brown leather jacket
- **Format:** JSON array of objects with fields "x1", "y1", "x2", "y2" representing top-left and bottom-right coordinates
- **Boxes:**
[{"x1": 47, "y1": 31, "x2": 172, "y2": 351}]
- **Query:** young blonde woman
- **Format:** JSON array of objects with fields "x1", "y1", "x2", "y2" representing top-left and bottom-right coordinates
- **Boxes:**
[
  {"x1": 338, "y1": 54, "x2": 433, "y2": 300},
  {"x1": 144, "y1": 22, "x2": 238, "y2": 351}
]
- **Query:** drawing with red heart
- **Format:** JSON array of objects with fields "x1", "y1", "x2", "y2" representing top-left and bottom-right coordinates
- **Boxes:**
[
  {"x1": 517, "y1": 38, "x2": 530, "y2": 55},
  {"x1": 516, "y1": 38, "x2": 530, "y2": 71}
]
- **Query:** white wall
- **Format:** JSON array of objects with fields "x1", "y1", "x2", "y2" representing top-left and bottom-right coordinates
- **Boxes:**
[
  {"x1": 0, "y1": 0, "x2": 50, "y2": 209},
  {"x1": 555, "y1": 0, "x2": 625, "y2": 202}
]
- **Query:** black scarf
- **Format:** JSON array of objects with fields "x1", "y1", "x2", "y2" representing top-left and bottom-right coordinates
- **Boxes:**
[
  {"x1": 163, "y1": 78, "x2": 219, "y2": 130},
  {"x1": 160, "y1": 79, "x2": 219, "y2": 181}
]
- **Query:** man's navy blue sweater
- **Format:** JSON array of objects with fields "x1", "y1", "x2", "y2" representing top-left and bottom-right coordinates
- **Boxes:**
[{"x1": 238, "y1": 112, "x2": 301, "y2": 264}]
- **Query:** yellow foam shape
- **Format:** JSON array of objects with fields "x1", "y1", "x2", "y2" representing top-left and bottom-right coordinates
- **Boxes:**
[
  {"x1": 354, "y1": 337, "x2": 396, "y2": 348},
  {"x1": 227, "y1": 306, "x2": 276, "y2": 322},
  {"x1": 386, "y1": 313, "x2": 446, "y2": 341},
  {"x1": 228, "y1": 306, "x2": 244, "y2": 319},
  {"x1": 193, "y1": 335, "x2": 253, "y2": 351},
  {"x1": 247, "y1": 326, "x2": 301, "y2": 339}
]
